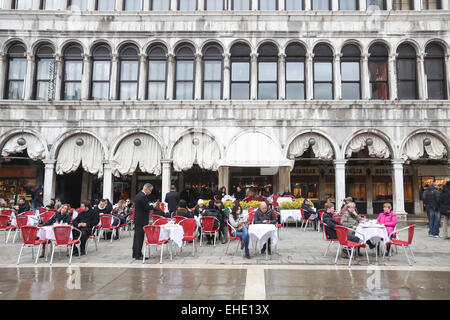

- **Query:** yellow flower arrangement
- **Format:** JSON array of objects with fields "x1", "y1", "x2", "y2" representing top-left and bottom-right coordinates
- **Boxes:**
[{"x1": 279, "y1": 198, "x2": 314, "y2": 209}]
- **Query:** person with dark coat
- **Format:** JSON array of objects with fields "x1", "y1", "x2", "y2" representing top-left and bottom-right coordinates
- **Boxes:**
[
  {"x1": 152, "y1": 200, "x2": 170, "y2": 218},
  {"x1": 72, "y1": 201, "x2": 100, "y2": 256},
  {"x1": 301, "y1": 199, "x2": 318, "y2": 220},
  {"x1": 93, "y1": 199, "x2": 112, "y2": 216},
  {"x1": 423, "y1": 182, "x2": 441, "y2": 237},
  {"x1": 203, "y1": 199, "x2": 228, "y2": 244},
  {"x1": 439, "y1": 181, "x2": 450, "y2": 240},
  {"x1": 31, "y1": 186, "x2": 44, "y2": 212},
  {"x1": 281, "y1": 186, "x2": 292, "y2": 197},
  {"x1": 253, "y1": 202, "x2": 277, "y2": 255},
  {"x1": 175, "y1": 200, "x2": 194, "y2": 218},
  {"x1": 217, "y1": 187, "x2": 227, "y2": 201},
  {"x1": 39, "y1": 204, "x2": 72, "y2": 258},
  {"x1": 233, "y1": 186, "x2": 246, "y2": 202},
  {"x1": 164, "y1": 185, "x2": 180, "y2": 215},
  {"x1": 14, "y1": 198, "x2": 30, "y2": 214},
  {"x1": 132, "y1": 183, "x2": 153, "y2": 260}
]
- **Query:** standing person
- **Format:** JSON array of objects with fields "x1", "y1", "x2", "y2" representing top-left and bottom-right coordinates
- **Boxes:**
[
  {"x1": 164, "y1": 185, "x2": 180, "y2": 216},
  {"x1": 132, "y1": 183, "x2": 153, "y2": 260},
  {"x1": 72, "y1": 201, "x2": 99, "y2": 256},
  {"x1": 31, "y1": 185, "x2": 44, "y2": 212},
  {"x1": 253, "y1": 202, "x2": 277, "y2": 255},
  {"x1": 439, "y1": 181, "x2": 450, "y2": 240},
  {"x1": 423, "y1": 182, "x2": 441, "y2": 237}
]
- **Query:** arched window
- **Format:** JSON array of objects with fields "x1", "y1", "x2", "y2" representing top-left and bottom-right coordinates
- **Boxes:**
[
  {"x1": 62, "y1": 44, "x2": 83, "y2": 100},
  {"x1": 393, "y1": 0, "x2": 413, "y2": 9},
  {"x1": 368, "y1": 43, "x2": 389, "y2": 100},
  {"x1": 312, "y1": 0, "x2": 330, "y2": 10},
  {"x1": 341, "y1": 44, "x2": 361, "y2": 100},
  {"x1": 339, "y1": 0, "x2": 358, "y2": 9},
  {"x1": 147, "y1": 44, "x2": 167, "y2": 100},
  {"x1": 202, "y1": 44, "x2": 223, "y2": 100},
  {"x1": 230, "y1": 43, "x2": 251, "y2": 99},
  {"x1": 91, "y1": 44, "x2": 111, "y2": 100},
  {"x1": 285, "y1": 43, "x2": 305, "y2": 100},
  {"x1": 285, "y1": 0, "x2": 303, "y2": 9},
  {"x1": 69, "y1": 0, "x2": 88, "y2": 10},
  {"x1": 232, "y1": 0, "x2": 251, "y2": 9},
  {"x1": 124, "y1": 0, "x2": 142, "y2": 10},
  {"x1": 5, "y1": 43, "x2": 27, "y2": 100},
  {"x1": 151, "y1": 0, "x2": 170, "y2": 9},
  {"x1": 313, "y1": 44, "x2": 333, "y2": 100},
  {"x1": 396, "y1": 43, "x2": 417, "y2": 100},
  {"x1": 118, "y1": 45, "x2": 139, "y2": 100},
  {"x1": 425, "y1": 43, "x2": 447, "y2": 100},
  {"x1": 422, "y1": 0, "x2": 441, "y2": 8},
  {"x1": 175, "y1": 44, "x2": 195, "y2": 100},
  {"x1": 258, "y1": 43, "x2": 278, "y2": 100},
  {"x1": 34, "y1": 43, "x2": 55, "y2": 101},
  {"x1": 43, "y1": 0, "x2": 59, "y2": 9},
  {"x1": 366, "y1": 0, "x2": 386, "y2": 9},
  {"x1": 206, "y1": 0, "x2": 224, "y2": 9},
  {"x1": 97, "y1": 0, "x2": 115, "y2": 10},
  {"x1": 13, "y1": 0, "x2": 32, "y2": 9},
  {"x1": 259, "y1": 0, "x2": 277, "y2": 10},
  {"x1": 179, "y1": 0, "x2": 197, "y2": 10}
]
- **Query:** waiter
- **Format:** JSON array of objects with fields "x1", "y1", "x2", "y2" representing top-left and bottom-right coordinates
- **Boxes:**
[{"x1": 132, "y1": 183, "x2": 153, "y2": 260}]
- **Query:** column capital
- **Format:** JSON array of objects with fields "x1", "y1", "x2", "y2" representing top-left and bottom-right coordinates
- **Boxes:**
[
  {"x1": 389, "y1": 53, "x2": 398, "y2": 62},
  {"x1": 250, "y1": 52, "x2": 259, "y2": 61},
  {"x1": 195, "y1": 53, "x2": 203, "y2": 61},
  {"x1": 110, "y1": 53, "x2": 119, "y2": 62},
  {"x1": 54, "y1": 53, "x2": 62, "y2": 62},
  {"x1": 161, "y1": 159, "x2": 173, "y2": 164},
  {"x1": 361, "y1": 52, "x2": 370, "y2": 61},
  {"x1": 278, "y1": 53, "x2": 286, "y2": 61},
  {"x1": 333, "y1": 159, "x2": 347, "y2": 166},
  {"x1": 26, "y1": 52, "x2": 35, "y2": 62},
  {"x1": 82, "y1": 53, "x2": 91, "y2": 61},
  {"x1": 416, "y1": 53, "x2": 426, "y2": 62},
  {"x1": 166, "y1": 53, "x2": 175, "y2": 62},
  {"x1": 334, "y1": 53, "x2": 343, "y2": 60},
  {"x1": 43, "y1": 159, "x2": 56, "y2": 166},
  {"x1": 391, "y1": 158, "x2": 405, "y2": 166},
  {"x1": 0, "y1": 52, "x2": 6, "y2": 61},
  {"x1": 306, "y1": 52, "x2": 314, "y2": 60},
  {"x1": 139, "y1": 53, "x2": 147, "y2": 62},
  {"x1": 222, "y1": 53, "x2": 231, "y2": 60}
]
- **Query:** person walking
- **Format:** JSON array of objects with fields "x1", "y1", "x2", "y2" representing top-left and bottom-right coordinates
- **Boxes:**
[
  {"x1": 132, "y1": 183, "x2": 153, "y2": 260},
  {"x1": 423, "y1": 182, "x2": 441, "y2": 237},
  {"x1": 439, "y1": 181, "x2": 450, "y2": 240}
]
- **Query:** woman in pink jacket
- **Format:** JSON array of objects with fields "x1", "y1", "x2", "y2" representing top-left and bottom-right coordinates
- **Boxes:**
[{"x1": 376, "y1": 202, "x2": 398, "y2": 255}]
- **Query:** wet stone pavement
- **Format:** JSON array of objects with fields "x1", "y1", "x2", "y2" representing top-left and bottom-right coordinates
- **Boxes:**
[{"x1": 1, "y1": 215, "x2": 450, "y2": 300}]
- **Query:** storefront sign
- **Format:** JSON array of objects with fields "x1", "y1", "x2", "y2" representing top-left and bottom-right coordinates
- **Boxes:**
[
  {"x1": 373, "y1": 167, "x2": 392, "y2": 176},
  {"x1": 346, "y1": 167, "x2": 365, "y2": 176},
  {"x1": 291, "y1": 167, "x2": 319, "y2": 175},
  {"x1": 418, "y1": 166, "x2": 448, "y2": 177},
  {"x1": 0, "y1": 167, "x2": 37, "y2": 178}
]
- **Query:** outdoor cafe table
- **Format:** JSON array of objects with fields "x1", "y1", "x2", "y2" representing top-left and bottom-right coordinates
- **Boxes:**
[
  {"x1": 355, "y1": 222, "x2": 390, "y2": 262},
  {"x1": 37, "y1": 225, "x2": 73, "y2": 242},
  {"x1": 10, "y1": 213, "x2": 39, "y2": 227},
  {"x1": 279, "y1": 209, "x2": 302, "y2": 226},
  {"x1": 159, "y1": 223, "x2": 184, "y2": 248},
  {"x1": 248, "y1": 223, "x2": 278, "y2": 260}
]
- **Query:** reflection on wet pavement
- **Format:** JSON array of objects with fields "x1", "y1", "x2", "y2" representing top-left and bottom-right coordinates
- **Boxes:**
[{"x1": 265, "y1": 269, "x2": 450, "y2": 300}]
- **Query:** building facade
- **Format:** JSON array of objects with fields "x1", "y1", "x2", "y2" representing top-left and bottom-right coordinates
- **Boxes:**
[{"x1": 0, "y1": 0, "x2": 449, "y2": 217}]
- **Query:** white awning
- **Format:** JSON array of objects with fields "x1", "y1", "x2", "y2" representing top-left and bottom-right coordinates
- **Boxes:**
[
  {"x1": 346, "y1": 134, "x2": 390, "y2": 159},
  {"x1": 288, "y1": 133, "x2": 334, "y2": 160},
  {"x1": 110, "y1": 134, "x2": 162, "y2": 177},
  {"x1": 403, "y1": 133, "x2": 447, "y2": 161},
  {"x1": 220, "y1": 131, "x2": 294, "y2": 168},
  {"x1": 2, "y1": 133, "x2": 46, "y2": 161}
]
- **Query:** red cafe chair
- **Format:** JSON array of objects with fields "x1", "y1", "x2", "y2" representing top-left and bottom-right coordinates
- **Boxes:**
[
  {"x1": 173, "y1": 216, "x2": 186, "y2": 224},
  {"x1": 143, "y1": 225, "x2": 168, "y2": 264},
  {"x1": 13, "y1": 215, "x2": 30, "y2": 243},
  {"x1": 0, "y1": 215, "x2": 16, "y2": 244},
  {"x1": 383, "y1": 224, "x2": 416, "y2": 266},
  {"x1": 50, "y1": 225, "x2": 81, "y2": 265},
  {"x1": 200, "y1": 216, "x2": 220, "y2": 246},
  {"x1": 153, "y1": 218, "x2": 172, "y2": 226},
  {"x1": 225, "y1": 221, "x2": 243, "y2": 256},
  {"x1": 16, "y1": 226, "x2": 49, "y2": 265},
  {"x1": 300, "y1": 208, "x2": 316, "y2": 231},
  {"x1": 334, "y1": 225, "x2": 369, "y2": 268},
  {"x1": 179, "y1": 218, "x2": 197, "y2": 256},
  {"x1": 97, "y1": 214, "x2": 120, "y2": 243}
]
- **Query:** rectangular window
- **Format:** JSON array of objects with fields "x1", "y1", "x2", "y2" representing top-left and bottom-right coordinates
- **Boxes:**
[
  {"x1": 312, "y1": 0, "x2": 330, "y2": 9},
  {"x1": 64, "y1": 60, "x2": 82, "y2": 100},
  {"x1": 36, "y1": 58, "x2": 54, "y2": 100},
  {"x1": 258, "y1": 61, "x2": 277, "y2": 99},
  {"x1": 151, "y1": 0, "x2": 170, "y2": 9},
  {"x1": 314, "y1": 62, "x2": 332, "y2": 99},
  {"x1": 423, "y1": 0, "x2": 440, "y2": 8},
  {"x1": 7, "y1": 58, "x2": 26, "y2": 100},
  {"x1": 397, "y1": 58, "x2": 416, "y2": 99},
  {"x1": 206, "y1": 0, "x2": 223, "y2": 9},
  {"x1": 44, "y1": 0, "x2": 59, "y2": 9},
  {"x1": 366, "y1": 0, "x2": 385, "y2": 9},
  {"x1": 203, "y1": 60, "x2": 222, "y2": 99},
  {"x1": 425, "y1": 58, "x2": 446, "y2": 99},
  {"x1": 124, "y1": 0, "x2": 142, "y2": 10},
  {"x1": 285, "y1": 0, "x2": 303, "y2": 9},
  {"x1": 97, "y1": 0, "x2": 115, "y2": 10},
  {"x1": 92, "y1": 60, "x2": 110, "y2": 100},
  {"x1": 231, "y1": 61, "x2": 250, "y2": 99},
  {"x1": 286, "y1": 61, "x2": 304, "y2": 99},
  {"x1": 339, "y1": 0, "x2": 358, "y2": 9},
  {"x1": 369, "y1": 60, "x2": 388, "y2": 99},
  {"x1": 15, "y1": 0, "x2": 32, "y2": 9},
  {"x1": 341, "y1": 61, "x2": 360, "y2": 99},
  {"x1": 259, "y1": 0, "x2": 277, "y2": 10},
  {"x1": 119, "y1": 60, "x2": 139, "y2": 100},
  {"x1": 393, "y1": 0, "x2": 412, "y2": 9},
  {"x1": 179, "y1": 0, "x2": 197, "y2": 10},
  {"x1": 233, "y1": 0, "x2": 250, "y2": 9},
  {"x1": 148, "y1": 60, "x2": 166, "y2": 100},
  {"x1": 69, "y1": 0, "x2": 88, "y2": 10},
  {"x1": 175, "y1": 60, "x2": 194, "y2": 99}
]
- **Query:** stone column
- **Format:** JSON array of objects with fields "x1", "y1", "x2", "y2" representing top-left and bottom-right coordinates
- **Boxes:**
[
  {"x1": 115, "y1": 0, "x2": 123, "y2": 11},
  {"x1": 278, "y1": 166, "x2": 291, "y2": 195},
  {"x1": 278, "y1": 53, "x2": 286, "y2": 100},
  {"x1": 334, "y1": 160, "x2": 347, "y2": 211},
  {"x1": 388, "y1": 53, "x2": 398, "y2": 100},
  {"x1": 2, "y1": 0, "x2": 12, "y2": 9},
  {"x1": 143, "y1": 0, "x2": 151, "y2": 10},
  {"x1": 252, "y1": 0, "x2": 258, "y2": 10},
  {"x1": 24, "y1": 52, "x2": 35, "y2": 100},
  {"x1": 0, "y1": 52, "x2": 6, "y2": 99},
  {"x1": 413, "y1": 0, "x2": 421, "y2": 10},
  {"x1": 222, "y1": 53, "x2": 231, "y2": 100},
  {"x1": 109, "y1": 53, "x2": 119, "y2": 100},
  {"x1": 361, "y1": 52, "x2": 370, "y2": 99},
  {"x1": 417, "y1": 53, "x2": 427, "y2": 100},
  {"x1": 319, "y1": 168, "x2": 326, "y2": 201},
  {"x1": 178, "y1": 172, "x2": 184, "y2": 192},
  {"x1": 81, "y1": 53, "x2": 91, "y2": 100},
  {"x1": 305, "y1": 52, "x2": 314, "y2": 100},
  {"x1": 138, "y1": 53, "x2": 147, "y2": 100},
  {"x1": 171, "y1": 0, "x2": 178, "y2": 10},
  {"x1": 198, "y1": 0, "x2": 205, "y2": 10},
  {"x1": 43, "y1": 160, "x2": 56, "y2": 207},
  {"x1": 250, "y1": 52, "x2": 258, "y2": 100},
  {"x1": 218, "y1": 166, "x2": 230, "y2": 194},
  {"x1": 32, "y1": 0, "x2": 41, "y2": 10},
  {"x1": 445, "y1": 54, "x2": 450, "y2": 100},
  {"x1": 131, "y1": 173, "x2": 137, "y2": 201},
  {"x1": 304, "y1": 0, "x2": 311, "y2": 10},
  {"x1": 80, "y1": 171, "x2": 91, "y2": 202},
  {"x1": 442, "y1": 0, "x2": 449, "y2": 9},
  {"x1": 194, "y1": 53, "x2": 203, "y2": 100},
  {"x1": 102, "y1": 162, "x2": 114, "y2": 201},
  {"x1": 279, "y1": 0, "x2": 285, "y2": 10},
  {"x1": 54, "y1": 53, "x2": 63, "y2": 100},
  {"x1": 366, "y1": 169, "x2": 373, "y2": 214},
  {"x1": 331, "y1": 0, "x2": 339, "y2": 10},
  {"x1": 412, "y1": 165, "x2": 421, "y2": 214},
  {"x1": 386, "y1": 0, "x2": 393, "y2": 10},
  {"x1": 60, "y1": 1, "x2": 68, "y2": 10},
  {"x1": 161, "y1": 160, "x2": 172, "y2": 204},
  {"x1": 333, "y1": 53, "x2": 342, "y2": 100},
  {"x1": 392, "y1": 159, "x2": 407, "y2": 219},
  {"x1": 88, "y1": 0, "x2": 96, "y2": 11},
  {"x1": 166, "y1": 53, "x2": 175, "y2": 100},
  {"x1": 359, "y1": 0, "x2": 367, "y2": 10}
]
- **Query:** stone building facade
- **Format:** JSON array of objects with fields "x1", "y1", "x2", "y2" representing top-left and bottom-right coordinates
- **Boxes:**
[{"x1": 0, "y1": 0, "x2": 449, "y2": 217}]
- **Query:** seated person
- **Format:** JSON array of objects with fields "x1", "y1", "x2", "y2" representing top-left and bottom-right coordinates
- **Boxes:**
[
  {"x1": 233, "y1": 186, "x2": 246, "y2": 202},
  {"x1": 112, "y1": 199, "x2": 131, "y2": 226},
  {"x1": 203, "y1": 199, "x2": 228, "y2": 245},
  {"x1": 301, "y1": 198, "x2": 318, "y2": 225},
  {"x1": 228, "y1": 205, "x2": 251, "y2": 259},
  {"x1": 93, "y1": 199, "x2": 112, "y2": 216},
  {"x1": 253, "y1": 202, "x2": 277, "y2": 255},
  {"x1": 45, "y1": 199, "x2": 56, "y2": 210},
  {"x1": 193, "y1": 199, "x2": 206, "y2": 216},
  {"x1": 14, "y1": 197, "x2": 30, "y2": 214},
  {"x1": 72, "y1": 201, "x2": 100, "y2": 256},
  {"x1": 152, "y1": 200, "x2": 170, "y2": 218},
  {"x1": 281, "y1": 187, "x2": 293, "y2": 197},
  {"x1": 322, "y1": 202, "x2": 361, "y2": 258},
  {"x1": 341, "y1": 202, "x2": 363, "y2": 256},
  {"x1": 175, "y1": 200, "x2": 194, "y2": 219},
  {"x1": 376, "y1": 202, "x2": 397, "y2": 255},
  {"x1": 39, "y1": 204, "x2": 72, "y2": 258}
]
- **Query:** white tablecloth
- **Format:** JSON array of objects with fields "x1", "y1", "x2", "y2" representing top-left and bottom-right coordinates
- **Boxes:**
[
  {"x1": 37, "y1": 225, "x2": 73, "y2": 241},
  {"x1": 355, "y1": 224, "x2": 390, "y2": 245},
  {"x1": 10, "y1": 214, "x2": 39, "y2": 227},
  {"x1": 279, "y1": 210, "x2": 302, "y2": 223},
  {"x1": 248, "y1": 224, "x2": 278, "y2": 249},
  {"x1": 159, "y1": 224, "x2": 184, "y2": 248},
  {"x1": 277, "y1": 197, "x2": 293, "y2": 205}
]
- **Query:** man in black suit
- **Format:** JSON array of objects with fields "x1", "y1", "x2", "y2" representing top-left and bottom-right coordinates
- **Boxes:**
[
  {"x1": 132, "y1": 183, "x2": 153, "y2": 260},
  {"x1": 164, "y1": 185, "x2": 180, "y2": 215},
  {"x1": 72, "y1": 201, "x2": 100, "y2": 256}
]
